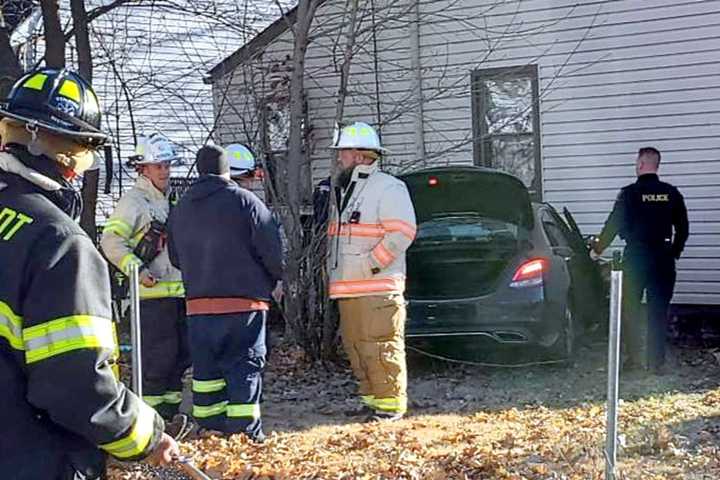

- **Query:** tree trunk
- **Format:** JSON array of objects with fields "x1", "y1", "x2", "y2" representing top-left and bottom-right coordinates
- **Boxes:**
[
  {"x1": 40, "y1": 0, "x2": 64, "y2": 68},
  {"x1": 71, "y1": 0, "x2": 92, "y2": 80},
  {"x1": 70, "y1": 0, "x2": 99, "y2": 242},
  {"x1": 0, "y1": 23, "x2": 22, "y2": 97},
  {"x1": 281, "y1": 0, "x2": 319, "y2": 350}
]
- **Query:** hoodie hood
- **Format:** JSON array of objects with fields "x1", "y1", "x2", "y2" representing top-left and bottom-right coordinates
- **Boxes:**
[{"x1": 186, "y1": 174, "x2": 233, "y2": 201}]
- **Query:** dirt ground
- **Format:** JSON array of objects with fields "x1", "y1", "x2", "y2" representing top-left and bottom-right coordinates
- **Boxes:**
[{"x1": 110, "y1": 331, "x2": 720, "y2": 479}]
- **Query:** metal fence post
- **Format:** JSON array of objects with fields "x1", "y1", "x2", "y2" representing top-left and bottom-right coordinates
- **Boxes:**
[
  {"x1": 605, "y1": 252, "x2": 623, "y2": 480},
  {"x1": 128, "y1": 263, "x2": 142, "y2": 397}
]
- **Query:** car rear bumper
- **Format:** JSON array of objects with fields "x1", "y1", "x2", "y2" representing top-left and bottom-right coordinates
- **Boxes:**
[{"x1": 405, "y1": 286, "x2": 562, "y2": 346}]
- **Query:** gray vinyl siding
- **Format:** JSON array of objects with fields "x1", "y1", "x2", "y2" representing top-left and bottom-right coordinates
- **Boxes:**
[
  {"x1": 21, "y1": 1, "x2": 286, "y2": 220},
  {"x1": 212, "y1": 0, "x2": 720, "y2": 305}
]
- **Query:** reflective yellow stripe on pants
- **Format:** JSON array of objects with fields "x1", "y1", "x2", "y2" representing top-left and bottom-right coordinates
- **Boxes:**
[
  {"x1": 163, "y1": 391, "x2": 182, "y2": 405},
  {"x1": 372, "y1": 396, "x2": 407, "y2": 414},
  {"x1": 193, "y1": 401, "x2": 228, "y2": 418},
  {"x1": 143, "y1": 395, "x2": 165, "y2": 407},
  {"x1": 192, "y1": 378, "x2": 226, "y2": 393},
  {"x1": 227, "y1": 403, "x2": 260, "y2": 419}
]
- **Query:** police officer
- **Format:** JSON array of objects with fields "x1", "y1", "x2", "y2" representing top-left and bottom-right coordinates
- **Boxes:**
[
  {"x1": 0, "y1": 68, "x2": 178, "y2": 479},
  {"x1": 592, "y1": 147, "x2": 689, "y2": 374}
]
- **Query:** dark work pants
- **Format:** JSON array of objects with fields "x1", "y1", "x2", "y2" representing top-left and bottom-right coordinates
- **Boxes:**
[
  {"x1": 622, "y1": 251, "x2": 676, "y2": 369},
  {"x1": 140, "y1": 298, "x2": 191, "y2": 419},
  {"x1": 187, "y1": 310, "x2": 266, "y2": 439}
]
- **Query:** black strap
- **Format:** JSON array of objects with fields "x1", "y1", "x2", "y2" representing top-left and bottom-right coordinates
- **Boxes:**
[{"x1": 339, "y1": 181, "x2": 357, "y2": 215}]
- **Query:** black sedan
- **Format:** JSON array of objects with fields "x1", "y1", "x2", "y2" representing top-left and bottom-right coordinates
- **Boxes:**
[{"x1": 401, "y1": 166, "x2": 607, "y2": 359}]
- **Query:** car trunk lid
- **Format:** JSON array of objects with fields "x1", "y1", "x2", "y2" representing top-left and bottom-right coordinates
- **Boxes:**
[
  {"x1": 401, "y1": 167, "x2": 534, "y2": 229},
  {"x1": 402, "y1": 167, "x2": 534, "y2": 300}
]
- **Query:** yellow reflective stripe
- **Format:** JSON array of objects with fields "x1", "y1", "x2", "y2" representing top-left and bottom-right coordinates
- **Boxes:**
[
  {"x1": 0, "y1": 301, "x2": 23, "y2": 350},
  {"x1": 163, "y1": 391, "x2": 182, "y2": 405},
  {"x1": 373, "y1": 397, "x2": 407, "y2": 413},
  {"x1": 226, "y1": 403, "x2": 260, "y2": 419},
  {"x1": 129, "y1": 229, "x2": 145, "y2": 248},
  {"x1": 143, "y1": 395, "x2": 165, "y2": 407},
  {"x1": 23, "y1": 73, "x2": 47, "y2": 90},
  {"x1": 192, "y1": 378, "x2": 227, "y2": 393},
  {"x1": 361, "y1": 395, "x2": 375, "y2": 406},
  {"x1": 103, "y1": 220, "x2": 133, "y2": 239},
  {"x1": 139, "y1": 281, "x2": 185, "y2": 299},
  {"x1": 100, "y1": 401, "x2": 156, "y2": 459},
  {"x1": 23, "y1": 315, "x2": 116, "y2": 364},
  {"x1": 119, "y1": 253, "x2": 143, "y2": 275},
  {"x1": 59, "y1": 80, "x2": 81, "y2": 102},
  {"x1": 193, "y1": 401, "x2": 228, "y2": 418},
  {"x1": 110, "y1": 322, "x2": 120, "y2": 380}
]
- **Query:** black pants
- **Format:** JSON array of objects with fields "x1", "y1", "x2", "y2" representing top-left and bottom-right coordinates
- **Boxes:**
[
  {"x1": 187, "y1": 310, "x2": 266, "y2": 439},
  {"x1": 140, "y1": 298, "x2": 191, "y2": 419},
  {"x1": 622, "y1": 251, "x2": 676, "y2": 369}
]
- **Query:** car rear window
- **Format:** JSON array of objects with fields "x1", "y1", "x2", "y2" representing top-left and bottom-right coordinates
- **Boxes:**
[{"x1": 415, "y1": 216, "x2": 519, "y2": 242}]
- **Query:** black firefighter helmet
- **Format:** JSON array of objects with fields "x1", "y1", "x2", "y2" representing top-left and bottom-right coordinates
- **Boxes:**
[{"x1": 0, "y1": 68, "x2": 108, "y2": 147}]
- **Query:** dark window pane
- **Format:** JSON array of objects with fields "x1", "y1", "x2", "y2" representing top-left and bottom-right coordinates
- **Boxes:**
[
  {"x1": 543, "y1": 222, "x2": 570, "y2": 248},
  {"x1": 483, "y1": 135, "x2": 535, "y2": 188},
  {"x1": 483, "y1": 76, "x2": 533, "y2": 135}
]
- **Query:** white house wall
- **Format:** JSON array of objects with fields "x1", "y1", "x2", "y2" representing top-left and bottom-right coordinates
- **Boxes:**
[{"x1": 213, "y1": 0, "x2": 720, "y2": 305}]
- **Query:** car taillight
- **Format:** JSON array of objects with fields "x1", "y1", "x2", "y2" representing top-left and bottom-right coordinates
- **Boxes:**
[
  {"x1": 510, "y1": 258, "x2": 547, "y2": 288},
  {"x1": 428, "y1": 176, "x2": 439, "y2": 187}
]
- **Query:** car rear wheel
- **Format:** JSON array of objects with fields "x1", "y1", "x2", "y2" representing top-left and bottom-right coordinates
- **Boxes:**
[{"x1": 551, "y1": 299, "x2": 576, "y2": 360}]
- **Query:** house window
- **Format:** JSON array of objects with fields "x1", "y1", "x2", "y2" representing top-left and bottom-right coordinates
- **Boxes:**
[{"x1": 472, "y1": 65, "x2": 542, "y2": 199}]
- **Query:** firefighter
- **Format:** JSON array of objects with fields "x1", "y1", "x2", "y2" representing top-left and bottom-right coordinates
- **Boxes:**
[
  {"x1": 592, "y1": 147, "x2": 689, "y2": 374},
  {"x1": 328, "y1": 122, "x2": 417, "y2": 422},
  {"x1": 101, "y1": 132, "x2": 190, "y2": 421},
  {"x1": 167, "y1": 145, "x2": 283, "y2": 442},
  {"x1": 226, "y1": 143, "x2": 258, "y2": 189},
  {"x1": 0, "y1": 68, "x2": 178, "y2": 478}
]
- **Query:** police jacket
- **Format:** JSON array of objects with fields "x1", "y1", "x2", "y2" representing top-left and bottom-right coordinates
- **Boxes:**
[
  {"x1": 0, "y1": 147, "x2": 163, "y2": 479},
  {"x1": 328, "y1": 162, "x2": 417, "y2": 299},
  {"x1": 168, "y1": 175, "x2": 283, "y2": 312},
  {"x1": 597, "y1": 173, "x2": 689, "y2": 258},
  {"x1": 101, "y1": 175, "x2": 184, "y2": 300}
]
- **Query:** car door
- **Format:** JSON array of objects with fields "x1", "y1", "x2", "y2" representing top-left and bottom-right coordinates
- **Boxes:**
[
  {"x1": 540, "y1": 209, "x2": 596, "y2": 329},
  {"x1": 560, "y1": 207, "x2": 607, "y2": 302}
]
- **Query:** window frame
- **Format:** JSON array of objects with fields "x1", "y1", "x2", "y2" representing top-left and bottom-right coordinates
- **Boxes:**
[
  {"x1": 541, "y1": 211, "x2": 571, "y2": 249},
  {"x1": 471, "y1": 64, "x2": 542, "y2": 200}
]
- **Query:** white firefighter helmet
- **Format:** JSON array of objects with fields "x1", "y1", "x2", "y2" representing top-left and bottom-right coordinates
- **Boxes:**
[
  {"x1": 226, "y1": 143, "x2": 256, "y2": 177},
  {"x1": 329, "y1": 121, "x2": 388, "y2": 154},
  {"x1": 133, "y1": 133, "x2": 179, "y2": 165}
]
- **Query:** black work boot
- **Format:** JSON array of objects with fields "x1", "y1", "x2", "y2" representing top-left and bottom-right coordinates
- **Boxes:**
[
  {"x1": 165, "y1": 413, "x2": 191, "y2": 439},
  {"x1": 344, "y1": 405, "x2": 374, "y2": 417}
]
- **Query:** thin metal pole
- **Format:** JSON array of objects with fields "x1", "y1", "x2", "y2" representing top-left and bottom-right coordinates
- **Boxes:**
[
  {"x1": 129, "y1": 263, "x2": 142, "y2": 397},
  {"x1": 176, "y1": 456, "x2": 215, "y2": 480},
  {"x1": 605, "y1": 261, "x2": 623, "y2": 480}
]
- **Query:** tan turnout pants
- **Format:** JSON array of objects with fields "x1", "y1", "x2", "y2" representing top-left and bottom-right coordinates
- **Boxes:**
[{"x1": 338, "y1": 294, "x2": 407, "y2": 413}]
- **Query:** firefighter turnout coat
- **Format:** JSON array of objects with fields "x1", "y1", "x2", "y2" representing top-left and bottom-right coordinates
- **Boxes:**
[
  {"x1": 0, "y1": 147, "x2": 163, "y2": 479},
  {"x1": 101, "y1": 175, "x2": 184, "y2": 299},
  {"x1": 328, "y1": 162, "x2": 417, "y2": 298}
]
